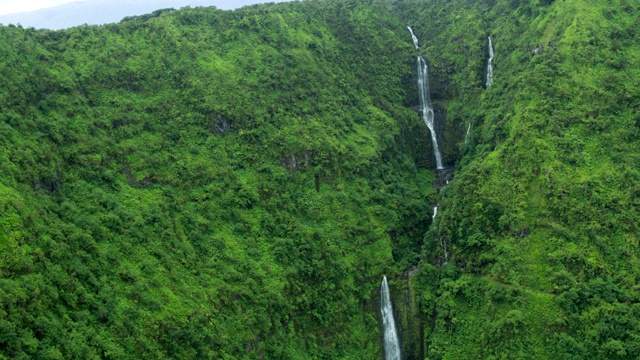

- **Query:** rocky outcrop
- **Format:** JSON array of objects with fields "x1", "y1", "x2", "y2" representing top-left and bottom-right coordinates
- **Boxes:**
[{"x1": 434, "y1": 167, "x2": 455, "y2": 189}]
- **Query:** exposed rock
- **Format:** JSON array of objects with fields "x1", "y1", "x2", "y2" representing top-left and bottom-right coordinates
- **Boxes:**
[
  {"x1": 280, "y1": 151, "x2": 314, "y2": 174},
  {"x1": 211, "y1": 115, "x2": 232, "y2": 134},
  {"x1": 434, "y1": 167, "x2": 455, "y2": 189},
  {"x1": 532, "y1": 45, "x2": 544, "y2": 55},
  {"x1": 391, "y1": 272, "x2": 424, "y2": 360},
  {"x1": 403, "y1": 266, "x2": 419, "y2": 279}
]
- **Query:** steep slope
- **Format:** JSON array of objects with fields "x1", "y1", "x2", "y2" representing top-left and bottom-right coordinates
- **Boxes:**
[
  {"x1": 2, "y1": 0, "x2": 640, "y2": 358},
  {"x1": 393, "y1": 0, "x2": 640, "y2": 358},
  {"x1": 0, "y1": 2, "x2": 434, "y2": 358}
]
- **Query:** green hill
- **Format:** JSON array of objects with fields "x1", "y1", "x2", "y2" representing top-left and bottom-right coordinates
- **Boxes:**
[
  {"x1": 400, "y1": 0, "x2": 640, "y2": 358},
  {"x1": 1, "y1": 0, "x2": 639, "y2": 359}
]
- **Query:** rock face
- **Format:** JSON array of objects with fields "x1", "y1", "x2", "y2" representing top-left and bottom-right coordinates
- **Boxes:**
[
  {"x1": 434, "y1": 167, "x2": 455, "y2": 189},
  {"x1": 407, "y1": 66, "x2": 460, "y2": 171},
  {"x1": 388, "y1": 270, "x2": 424, "y2": 360},
  {"x1": 532, "y1": 45, "x2": 544, "y2": 55}
]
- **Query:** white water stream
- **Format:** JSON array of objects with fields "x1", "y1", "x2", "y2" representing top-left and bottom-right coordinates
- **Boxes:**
[
  {"x1": 417, "y1": 56, "x2": 444, "y2": 169},
  {"x1": 407, "y1": 26, "x2": 419, "y2": 49},
  {"x1": 407, "y1": 27, "x2": 443, "y2": 169},
  {"x1": 465, "y1": 123, "x2": 471, "y2": 145},
  {"x1": 486, "y1": 36, "x2": 494, "y2": 87},
  {"x1": 381, "y1": 276, "x2": 401, "y2": 360}
]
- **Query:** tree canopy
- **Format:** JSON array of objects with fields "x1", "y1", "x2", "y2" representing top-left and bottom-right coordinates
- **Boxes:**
[{"x1": 1, "y1": 0, "x2": 639, "y2": 358}]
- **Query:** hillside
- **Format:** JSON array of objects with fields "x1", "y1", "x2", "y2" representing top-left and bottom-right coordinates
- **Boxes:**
[
  {"x1": 397, "y1": 0, "x2": 640, "y2": 358},
  {"x1": 0, "y1": 2, "x2": 433, "y2": 358},
  {"x1": 1, "y1": 0, "x2": 640, "y2": 359}
]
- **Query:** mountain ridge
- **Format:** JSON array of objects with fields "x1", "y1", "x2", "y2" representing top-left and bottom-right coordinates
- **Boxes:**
[{"x1": 0, "y1": 0, "x2": 291, "y2": 29}]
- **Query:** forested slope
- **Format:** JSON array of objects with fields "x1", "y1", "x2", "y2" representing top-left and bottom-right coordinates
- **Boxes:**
[
  {"x1": 396, "y1": 0, "x2": 640, "y2": 358},
  {"x1": 1, "y1": 0, "x2": 640, "y2": 359},
  {"x1": 0, "y1": 2, "x2": 433, "y2": 358}
]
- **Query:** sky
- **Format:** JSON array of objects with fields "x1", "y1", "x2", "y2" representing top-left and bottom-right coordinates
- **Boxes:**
[
  {"x1": 0, "y1": 0, "x2": 292, "y2": 29},
  {"x1": 0, "y1": 0, "x2": 84, "y2": 16}
]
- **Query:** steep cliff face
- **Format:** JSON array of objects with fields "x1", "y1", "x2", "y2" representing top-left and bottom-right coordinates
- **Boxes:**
[{"x1": 1, "y1": 0, "x2": 640, "y2": 358}]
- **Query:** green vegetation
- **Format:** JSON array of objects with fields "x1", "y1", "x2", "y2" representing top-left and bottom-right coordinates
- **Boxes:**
[
  {"x1": 0, "y1": 3, "x2": 434, "y2": 358},
  {"x1": 1, "y1": 0, "x2": 640, "y2": 358},
  {"x1": 397, "y1": 0, "x2": 640, "y2": 358}
]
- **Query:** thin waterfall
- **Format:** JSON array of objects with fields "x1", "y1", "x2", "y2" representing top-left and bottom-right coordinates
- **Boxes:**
[
  {"x1": 407, "y1": 26, "x2": 419, "y2": 49},
  {"x1": 486, "y1": 36, "x2": 494, "y2": 87},
  {"x1": 381, "y1": 276, "x2": 401, "y2": 360},
  {"x1": 417, "y1": 56, "x2": 444, "y2": 169},
  {"x1": 432, "y1": 206, "x2": 447, "y2": 262},
  {"x1": 465, "y1": 123, "x2": 471, "y2": 145}
]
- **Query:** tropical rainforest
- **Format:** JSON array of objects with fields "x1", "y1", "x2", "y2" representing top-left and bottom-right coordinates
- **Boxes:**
[{"x1": 1, "y1": 0, "x2": 639, "y2": 358}]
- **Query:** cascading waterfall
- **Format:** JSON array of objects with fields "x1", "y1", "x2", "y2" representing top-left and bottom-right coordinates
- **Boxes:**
[
  {"x1": 407, "y1": 26, "x2": 419, "y2": 49},
  {"x1": 486, "y1": 36, "x2": 494, "y2": 87},
  {"x1": 417, "y1": 56, "x2": 444, "y2": 169},
  {"x1": 381, "y1": 276, "x2": 401, "y2": 360},
  {"x1": 407, "y1": 28, "x2": 443, "y2": 169},
  {"x1": 408, "y1": 28, "x2": 446, "y2": 263}
]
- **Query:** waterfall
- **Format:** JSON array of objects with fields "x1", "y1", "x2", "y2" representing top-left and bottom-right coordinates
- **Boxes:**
[
  {"x1": 465, "y1": 123, "x2": 471, "y2": 145},
  {"x1": 486, "y1": 36, "x2": 494, "y2": 87},
  {"x1": 381, "y1": 276, "x2": 401, "y2": 360},
  {"x1": 417, "y1": 56, "x2": 444, "y2": 169},
  {"x1": 406, "y1": 26, "x2": 419, "y2": 49},
  {"x1": 431, "y1": 205, "x2": 448, "y2": 262}
]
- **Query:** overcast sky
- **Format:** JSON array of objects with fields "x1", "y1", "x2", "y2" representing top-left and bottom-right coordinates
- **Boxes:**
[
  {"x1": 0, "y1": 0, "x2": 83, "y2": 15},
  {"x1": 0, "y1": 0, "x2": 287, "y2": 16},
  {"x1": 0, "y1": 0, "x2": 293, "y2": 29}
]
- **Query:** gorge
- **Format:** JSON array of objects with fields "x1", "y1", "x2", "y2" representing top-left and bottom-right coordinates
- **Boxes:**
[{"x1": 1, "y1": 0, "x2": 640, "y2": 359}]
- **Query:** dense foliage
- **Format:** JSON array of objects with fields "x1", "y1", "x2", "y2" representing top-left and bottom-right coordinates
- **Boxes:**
[
  {"x1": 396, "y1": 0, "x2": 640, "y2": 358},
  {"x1": 0, "y1": 2, "x2": 434, "y2": 358},
  {"x1": 1, "y1": 0, "x2": 640, "y2": 358}
]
